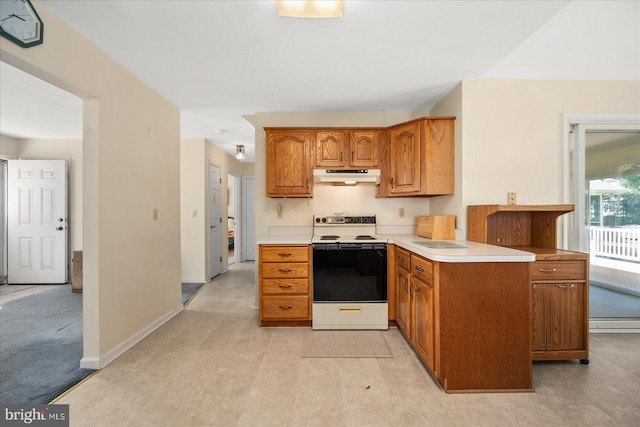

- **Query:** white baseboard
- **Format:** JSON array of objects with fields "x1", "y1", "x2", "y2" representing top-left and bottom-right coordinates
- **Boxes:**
[
  {"x1": 590, "y1": 319, "x2": 640, "y2": 333},
  {"x1": 80, "y1": 303, "x2": 184, "y2": 370}
]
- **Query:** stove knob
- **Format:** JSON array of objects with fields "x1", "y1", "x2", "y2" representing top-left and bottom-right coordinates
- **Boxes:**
[
  {"x1": 315, "y1": 217, "x2": 321, "y2": 223},
  {"x1": 321, "y1": 217, "x2": 327, "y2": 223}
]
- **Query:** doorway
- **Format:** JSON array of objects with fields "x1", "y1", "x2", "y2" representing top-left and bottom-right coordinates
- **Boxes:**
[{"x1": 566, "y1": 115, "x2": 640, "y2": 329}]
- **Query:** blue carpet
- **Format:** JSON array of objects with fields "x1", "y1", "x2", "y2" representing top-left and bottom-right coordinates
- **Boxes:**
[
  {"x1": 182, "y1": 282, "x2": 204, "y2": 305},
  {"x1": 0, "y1": 285, "x2": 94, "y2": 404}
]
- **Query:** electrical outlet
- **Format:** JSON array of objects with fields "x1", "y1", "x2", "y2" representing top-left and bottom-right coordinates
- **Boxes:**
[
  {"x1": 399, "y1": 207, "x2": 405, "y2": 218},
  {"x1": 276, "y1": 204, "x2": 283, "y2": 219},
  {"x1": 508, "y1": 192, "x2": 517, "y2": 205}
]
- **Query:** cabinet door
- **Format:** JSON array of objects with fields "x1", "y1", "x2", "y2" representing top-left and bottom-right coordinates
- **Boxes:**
[
  {"x1": 545, "y1": 283, "x2": 585, "y2": 351},
  {"x1": 412, "y1": 277, "x2": 434, "y2": 370},
  {"x1": 423, "y1": 119, "x2": 454, "y2": 195},
  {"x1": 315, "y1": 131, "x2": 346, "y2": 168},
  {"x1": 349, "y1": 130, "x2": 379, "y2": 168},
  {"x1": 266, "y1": 130, "x2": 313, "y2": 197},
  {"x1": 396, "y1": 266, "x2": 411, "y2": 337},
  {"x1": 531, "y1": 283, "x2": 546, "y2": 351},
  {"x1": 388, "y1": 122, "x2": 421, "y2": 194}
]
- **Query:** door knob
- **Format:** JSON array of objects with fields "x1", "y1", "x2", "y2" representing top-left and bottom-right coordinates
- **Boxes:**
[{"x1": 56, "y1": 226, "x2": 63, "y2": 231}]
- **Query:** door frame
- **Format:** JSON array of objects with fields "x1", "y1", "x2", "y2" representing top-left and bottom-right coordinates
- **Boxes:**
[
  {"x1": 208, "y1": 161, "x2": 222, "y2": 279},
  {"x1": 241, "y1": 175, "x2": 256, "y2": 262},
  {"x1": 1, "y1": 159, "x2": 6, "y2": 284},
  {"x1": 563, "y1": 114, "x2": 640, "y2": 331}
]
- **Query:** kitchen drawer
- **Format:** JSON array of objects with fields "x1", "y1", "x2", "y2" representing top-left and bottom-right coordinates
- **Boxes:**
[
  {"x1": 261, "y1": 246, "x2": 309, "y2": 263},
  {"x1": 530, "y1": 261, "x2": 585, "y2": 281},
  {"x1": 411, "y1": 254, "x2": 433, "y2": 285},
  {"x1": 396, "y1": 247, "x2": 411, "y2": 271},
  {"x1": 261, "y1": 296, "x2": 309, "y2": 320},
  {"x1": 261, "y1": 262, "x2": 309, "y2": 279},
  {"x1": 261, "y1": 279, "x2": 309, "y2": 295}
]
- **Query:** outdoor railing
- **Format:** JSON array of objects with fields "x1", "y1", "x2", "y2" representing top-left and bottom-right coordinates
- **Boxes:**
[{"x1": 589, "y1": 226, "x2": 640, "y2": 263}]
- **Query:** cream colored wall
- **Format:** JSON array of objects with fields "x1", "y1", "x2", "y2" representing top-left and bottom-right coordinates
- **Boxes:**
[
  {"x1": 0, "y1": 134, "x2": 20, "y2": 158},
  {"x1": 253, "y1": 111, "x2": 432, "y2": 240},
  {"x1": 180, "y1": 139, "x2": 207, "y2": 283},
  {"x1": 14, "y1": 138, "x2": 82, "y2": 251},
  {"x1": 1, "y1": 4, "x2": 181, "y2": 367},
  {"x1": 431, "y1": 79, "x2": 640, "y2": 238}
]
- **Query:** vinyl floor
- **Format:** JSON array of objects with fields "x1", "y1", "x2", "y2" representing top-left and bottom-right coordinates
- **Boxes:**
[{"x1": 56, "y1": 262, "x2": 640, "y2": 426}]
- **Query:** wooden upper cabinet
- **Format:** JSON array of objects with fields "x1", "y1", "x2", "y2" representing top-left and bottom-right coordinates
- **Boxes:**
[
  {"x1": 382, "y1": 117, "x2": 455, "y2": 197},
  {"x1": 388, "y1": 121, "x2": 422, "y2": 194},
  {"x1": 315, "y1": 129, "x2": 379, "y2": 168},
  {"x1": 315, "y1": 131, "x2": 347, "y2": 168},
  {"x1": 349, "y1": 130, "x2": 379, "y2": 168},
  {"x1": 265, "y1": 129, "x2": 314, "y2": 197}
]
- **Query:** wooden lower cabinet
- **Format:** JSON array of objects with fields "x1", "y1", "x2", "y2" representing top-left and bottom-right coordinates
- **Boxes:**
[
  {"x1": 395, "y1": 247, "x2": 411, "y2": 335},
  {"x1": 392, "y1": 245, "x2": 532, "y2": 393},
  {"x1": 411, "y1": 276, "x2": 435, "y2": 371},
  {"x1": 529, "y1": 251, "x2": 589, "y2": 362},
  {"x1": 259, "y1": 244, "x2": 312, "y2": 326}
]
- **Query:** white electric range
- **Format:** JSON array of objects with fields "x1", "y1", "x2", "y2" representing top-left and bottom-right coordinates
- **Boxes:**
[{"x1": 311, "y1": 215, "x2": 388, "y2": 330}]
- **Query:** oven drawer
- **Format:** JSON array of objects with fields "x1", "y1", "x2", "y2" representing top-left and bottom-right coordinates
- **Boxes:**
[
  {"x1": 261, "y1": 296, "x2": 309, "y2": 320},
  {"x1": 530, "y1": 261, "x2": 585, "y2": 281},
  {"x1": 411, "y1": 254, "x2": 433, "y2": 285},
  {"x1": 261, "y1": 246, "x2": 309, "y2": 263},
  {"x1": 312, "y1": 303, "x2": 389, "y2": 330},
  {"x1": 261, "y1": 279, "x2": 309, "y2": 295},
  {"x1": 396, "y1": 247, "x2": 411, "y2": 271},
  {"x1": 261, "y1": 263, "x2": 309, "y2": 279}
]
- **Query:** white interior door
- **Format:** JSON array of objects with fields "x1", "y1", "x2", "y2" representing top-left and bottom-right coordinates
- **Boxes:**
[
  {"x1": 8, "y1": 159, "x2": 68, "y2": 284},
  {"x1": 242, "y1": 176, "x2": 256, "y2": 261},
  {"x1": 209, "y1": 161, "x2": 222, "y2": 278}
]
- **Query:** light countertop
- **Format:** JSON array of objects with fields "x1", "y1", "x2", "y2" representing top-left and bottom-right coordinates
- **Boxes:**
[
  {"x1": 384, "y1": 234, "x2": 535, "y2": 263},
  {"x1": 257, "y1": 233, "x2": 535, "y2": 263}
]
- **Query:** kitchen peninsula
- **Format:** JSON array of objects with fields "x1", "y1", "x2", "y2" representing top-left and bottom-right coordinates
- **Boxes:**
[{"x1": 258, "y1": 232, "x2": 536, "y2": 394}]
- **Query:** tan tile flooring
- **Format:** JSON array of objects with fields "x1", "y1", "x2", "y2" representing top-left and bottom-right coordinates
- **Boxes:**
[{"x1": 54, "y1": 262, "x2": 639, "y2": 426}]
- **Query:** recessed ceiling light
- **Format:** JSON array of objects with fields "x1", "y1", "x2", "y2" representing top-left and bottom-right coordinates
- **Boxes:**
[{"x1": 276, "y1": 0, "x2": 344, "y2": 19}]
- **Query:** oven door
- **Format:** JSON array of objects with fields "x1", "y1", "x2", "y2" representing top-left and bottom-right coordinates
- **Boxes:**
[{"x1": 312, "y1": 243, "x2": 387, "y2": 303}]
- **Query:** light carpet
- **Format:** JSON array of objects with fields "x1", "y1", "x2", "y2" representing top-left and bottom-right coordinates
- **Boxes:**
[{"x1": 301, "y1": 330, "x2": 393, "y2": 358}]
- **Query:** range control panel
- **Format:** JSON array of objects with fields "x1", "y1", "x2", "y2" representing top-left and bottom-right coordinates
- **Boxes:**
[{"x1": 314, "y1": 215, "x2": 376, "y2": 225}]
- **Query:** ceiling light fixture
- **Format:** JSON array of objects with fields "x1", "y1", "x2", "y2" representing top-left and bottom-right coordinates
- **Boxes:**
[
  {"x1": 276, "y1": 0, "x2": 344, "y2": 19},
  {"x1": 236, "y1": 145, "x2": 245, "y2": 160}
]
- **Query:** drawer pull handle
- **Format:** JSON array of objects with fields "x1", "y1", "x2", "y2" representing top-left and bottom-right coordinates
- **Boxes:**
[
  {"x1": 278, "y1": 269, "x2": 293, "y2": 273},
  {"x1": 558, "y1": 284, "x2": 575, "y2": 289},
  {"x1": 279, "y1": 305, "x2": 293, "y2": 310},
  {"x1": 339, "y1": 307, "x2": 362, "y2": 313},
  {"x1": 278, "y1": 285, "x2": 292, "y2": 289},
  {"x1": 278, "y1": 253, "x2": 292, "y2": 257},
  {"x1": 538, "y1": 268, "x2": 557, "y2": 273},
  {"x1": 415, "y1": 266, "x2": 424, "y2": 272}
]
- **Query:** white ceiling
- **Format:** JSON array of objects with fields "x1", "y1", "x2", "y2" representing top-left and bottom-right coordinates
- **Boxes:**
[{"x1": 1, "y1": 0, "x2": 638, "y2": 162}]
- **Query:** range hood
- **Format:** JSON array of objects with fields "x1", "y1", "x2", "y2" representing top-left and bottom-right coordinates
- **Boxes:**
[{"x1": 313, "y1": 169, "x2": 380, "y2": 185}]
